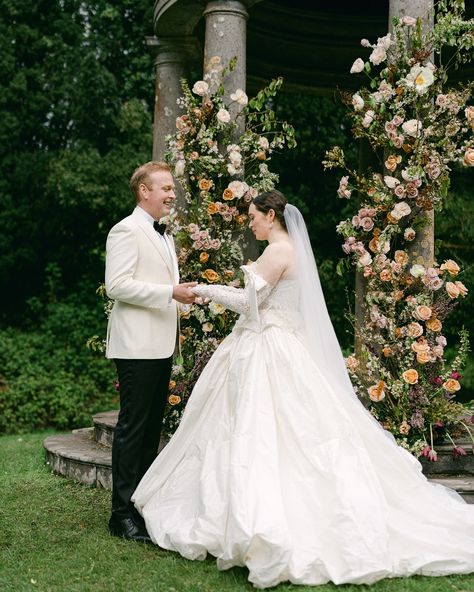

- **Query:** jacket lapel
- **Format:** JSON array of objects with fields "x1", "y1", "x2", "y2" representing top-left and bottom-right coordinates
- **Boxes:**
[{"x1": 132, "y1": 210, "x2": 175, "y2": 278}]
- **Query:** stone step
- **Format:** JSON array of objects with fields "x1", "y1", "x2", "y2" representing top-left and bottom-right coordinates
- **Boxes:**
[
  {"x1": 44, "y1": 428, "x2": 112, "y2": 489},
  {"x1": 419, "y1": 441, "x2": 474, "y2": 476},
  {"x1": 92, "y1": 410, "x2": 118, "y2": 448},
  {"x1": 428, "y1": 475, "x2": 474, "y2": 504}
]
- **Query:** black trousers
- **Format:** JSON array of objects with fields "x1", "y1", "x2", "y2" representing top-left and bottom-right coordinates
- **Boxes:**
[{"x1": 111, "y1": 357, "x2": 173, "y2": 520}]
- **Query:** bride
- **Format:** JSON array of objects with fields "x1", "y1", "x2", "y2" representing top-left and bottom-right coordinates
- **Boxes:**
[{"x1": 132, "y1": 190, "x2": 474, "y2": 588}]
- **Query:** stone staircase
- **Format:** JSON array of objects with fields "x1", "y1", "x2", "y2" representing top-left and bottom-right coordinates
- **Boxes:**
[{"x1": 44, "y1": 412, "x2": 474, "y2": 502}]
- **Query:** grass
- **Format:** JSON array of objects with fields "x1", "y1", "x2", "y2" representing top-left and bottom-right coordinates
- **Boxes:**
[{"x1": 1, "y1": 432, "x2": 474, "y2": 592}]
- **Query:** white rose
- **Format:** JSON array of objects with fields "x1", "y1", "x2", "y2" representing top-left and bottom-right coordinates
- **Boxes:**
[
  {"x1": 384, "y1": 175, "x2": 399, "y2": 188},
  {"x1": 402, "y1": 119, "x2": 422, "y2": 137},
  {"x1": 362, "y1": 109, "x2": 375, "y2": 128},
  {"x1": 360, "y1": 39, "x2": 371, "y2": 48},
  {"x1": 352, "y1": 94, "x2": 364, "y2": 111},
  {"x1": 258, "y1": 136, "x2": 270, "y2": 150},
  {"x1": 209, "y1": 301, "x2": 226, "y2": 315},
  {"x1": 359, "y1": 252, "x2": 373, "y2": 266},
  {"x1": 216, "y1": 108, "x2": 230, "y2": 123},
  {"x1": 174, "y1": 159, "x2": 185, "y2": 177},
  {"x1": 226, "y1": 144, "x2": 241, "y2": 153},
  {"x1": 410, "y1": 264, "x2": 426, "y2": 278},
  {"x1": 230, "y1": 89, "x2": 248, "y2": 106},
  {"x1": 370, "y1": 45, "x2": 387, "y2": 66},
  {"x1": 192, "y1": 80, "x2": 209, "y2": 96},
  {"x1": 350, "y1": 58, "x2": 365, "y2": 74},
  {"x1": 228, "y1": 150, "x2": 242, "y2": 165},
  {"x1": 405, "y1": 65, "x2": 435, "y2": 94},
  {"x1": 228, "y1": 180, "x2": 249, "y2": 198},
  {"x1": 391, "y1": 201, "x2": 411, "y2": 220},
  {"x1": 377, "y1": 33, "x2": 392, "y2": 50}
]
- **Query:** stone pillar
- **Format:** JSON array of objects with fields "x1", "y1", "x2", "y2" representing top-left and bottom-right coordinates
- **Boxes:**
[
  {"x1": 203, "y1": 1, "x2": 248, "y2": 124},
  {"x1": 389, "y1": 0, "x2": 435, "y2": 267},
  {"x1": 147, "y1": 36, "x2": 200, "y2": 161}
]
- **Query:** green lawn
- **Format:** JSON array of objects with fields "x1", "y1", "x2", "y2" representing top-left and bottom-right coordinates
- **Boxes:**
[{"x1": 1, "y1": 432, "x2": 474, "y2": 592}]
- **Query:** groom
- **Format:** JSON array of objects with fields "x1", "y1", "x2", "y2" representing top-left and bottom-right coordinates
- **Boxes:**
[{"x1": 105, "y1": 161, "x2": 196, "y2": 542}]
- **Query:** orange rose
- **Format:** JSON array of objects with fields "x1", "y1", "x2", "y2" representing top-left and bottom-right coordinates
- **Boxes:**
[
  {"x1": 445, "y1": 281, "x2": 460, "y2": 298},
  {"x1": 425, "y1": 317, "x2": 442, "y2": 332},
  {"x1": 368, "y1": 380, "x2": 386, "y2": 402},
  {"x1": 440, "y1": 259, "x2": 460, "y2": 276},
  {"x1": 256, "y1": 150, "x2": 266, "y2": 160},
  {"x1": 198, "y1": 178, "x2": 213, "y2": 191},
  {"x1": 199, "y1": 252, "x2": 209, "y2": 264},
  {"x1": 380, "y1": 269, "x2": 392, "y2": 282},
  {"x1": 443, "y1": 379, "x2": 461, "y2": 394},
  {"x1": 222, "y1": 188, "x2": 234, "y2": 201},
  {"x1": 235, "y1": 214, "x2": 247, "y2": 225},
  {"x1": 382, "y1": 346, "x2": 393, "y2": 357},
  {"x1": 402, "y1": 369, "x2": 419, "y2": 384},
  {"x1": 368, "y1": 237, "x2": 380, "y2": 253},
  {"x1": 394, "y1": 250, "x2": 409, "y2": 266},
  {"x1": 207, "y1": 202, "x2": 219, "y2": 215},
  {"x1": 201, "y1": 268, "x2": 219, "y2": 283},
  {"x1": 392, "y1": 290, "x2": 404, "y2": 302},
  {"x1": 168, "y1": 394, "x2": 181, "y2": 405},
  {"x1": 168, "y1": 380, "x2": 176, "y2": 390},
  {"x1": 387, "y1": 213, "x2": 398, "y2": 224},
  {"x1": 395, "y1": 327, "x2": 404, "y2": 339},
  {"x1": 179, "y1": 334, "x2": 186, "y2": 345},
  {"x1": 455, "y1": 281, "x2": 468, "y2": 297}
]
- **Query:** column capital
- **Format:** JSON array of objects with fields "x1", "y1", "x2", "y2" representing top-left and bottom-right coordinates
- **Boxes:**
[
  {"x1": 203, "y1": 0, "x2": 249, "y2": 20},
  {"x1": 146, "y1": 35, "x2": 201, "y2": 67}
]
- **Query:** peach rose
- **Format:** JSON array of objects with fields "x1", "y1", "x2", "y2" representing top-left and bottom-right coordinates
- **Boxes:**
[
  {"x1": 416, "y1": 351, "x2": 431, "y2": 364},
  {"x1": 198, "y1": 178, "x2": 213, "y2": 191},
  {"x1": 256, "y1": 150, "x2": 266, "y2": 160},
  {"x1": 382, "y1": 346, "x2": 393, "y2": 357},
  {"x1": 168, "y1": 380, "x2": 176, "y2": 390},
  {"x1": 399, "y1": 421, "x2": 411, "y2": 435},
  {"x1": 402, "y1": 369, "x2": 419, "y2": 384},
  {"x1": 201, "y1": 269, "x2": 219, "y2": 283},
  {"x1": 407, "y1": 322, "x2": 423, "y2": 338},
  {"x1": 235, "y1": 214, "x2": 247, "y2": 225},
  {"x1": 463, "y1": 148, "x2": 474, "y2": 167},
  {"x1": 425, "y1": 317, "x2": 442, "y2": 332},
  {"x1": 207, "y1": 202, "x2": 219, "y2": 215},
  {"x1": 202, "y1": 322, "x2": 213, "y2": 332},
  {"x1": 445, "y1": 281, "x2": 460, "y2": 298},
  {"x1": 380, "y1": 269, "x2": 392, "y2": 281},
  {"x1": 179, "y1": 334, "x2": 186, "y2": 345},
  {"x1": 413, "y1": 305, "x2": 432, "y2": 321},
  {"x1": 222, "y1": 188, "x2": 234, "y2": 201},
  {"x1": 345, "y1": 355, "x2": 360, "y2": 373},
  {"x1": 443, "y1": 379, "x2": 461, "y2": 394},
  {"x1": 455, "y1": 281, "x2": 468, "y2": 297},
  {"x1": 392, "y1": 290, "x2": 404, "y2": 302},
  {"x1": 385, "y1": 154, "x2": 401, "y2": 172},
  {"x1": 394, "y1": 250, "x2": 409, "y2": 266},
  {"x1": 368, "y1": 380, "x2": 386, "y2": 402},
  {"x1": 168, "y1": 394, "x2": 181, "y2": 405},
  {"x1": 411, "y1": 337, "x2": 430, "y2": 353},
  {"x1": 199, "y1": 252, "x2": 209, "y2": 264},
  {"x1": 440, "y1": 259, "x2": 460, "y2": 276}
]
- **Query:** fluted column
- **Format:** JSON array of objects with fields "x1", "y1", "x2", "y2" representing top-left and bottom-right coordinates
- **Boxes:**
[
  {"x1": 147, "y1": 36, "x2": 200, "y2": 161},
  {"x1": 389, "y1": 0, "x2": 435, "y2": 268},
  {"x1": 203, "y1": 1, "x2": 248, "y2": 125}
]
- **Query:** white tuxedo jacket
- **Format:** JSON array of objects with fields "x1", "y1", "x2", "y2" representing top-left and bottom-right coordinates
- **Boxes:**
[{"x1": 105, "y1": 207, "x2": 179, "y2": 359}]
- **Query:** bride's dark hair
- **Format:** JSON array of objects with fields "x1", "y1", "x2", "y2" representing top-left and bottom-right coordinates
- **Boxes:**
[{"x1": 252, "y1": 189, "x2": 288, "y2": 229}]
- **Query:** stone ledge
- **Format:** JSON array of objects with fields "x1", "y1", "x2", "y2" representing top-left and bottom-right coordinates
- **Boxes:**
[
  {"x1": 428, "y1": 475, "x2": 474, "y2": 504},
  {"x1": 92, "y1": 410, "x2": 118, "y2": 448}
]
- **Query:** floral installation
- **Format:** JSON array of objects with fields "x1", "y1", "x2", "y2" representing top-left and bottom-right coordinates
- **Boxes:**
[
  {"x1": 324, "y1": 0, "x2": 474, "y2": 457},
  {"x1": 160, "y1": 58, "x2": 296, "y2": 437}
]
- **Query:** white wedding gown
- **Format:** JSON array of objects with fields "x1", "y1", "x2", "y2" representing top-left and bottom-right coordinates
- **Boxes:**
[{"x1": 132, "y1": 264, "x2": 474, "y2": 588}]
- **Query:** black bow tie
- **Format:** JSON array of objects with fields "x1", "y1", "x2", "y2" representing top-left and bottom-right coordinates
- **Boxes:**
[{"x1": 153, "y1": 221, "x2": 167, "y2": 235}]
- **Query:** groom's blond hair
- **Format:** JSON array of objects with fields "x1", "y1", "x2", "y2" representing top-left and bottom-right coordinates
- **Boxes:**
[{"x1": 130, "y1": 161, "x2": 171, "y2": 202}]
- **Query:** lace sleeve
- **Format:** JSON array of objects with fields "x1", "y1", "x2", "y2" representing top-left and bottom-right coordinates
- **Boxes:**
[{"x1": 192, "y1": 265, "x2": 272, "y2": 318}]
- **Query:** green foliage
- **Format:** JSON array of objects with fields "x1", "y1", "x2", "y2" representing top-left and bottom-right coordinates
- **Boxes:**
[{"x1": 0, "y1": 290, "x2": 116, "y2": 433}]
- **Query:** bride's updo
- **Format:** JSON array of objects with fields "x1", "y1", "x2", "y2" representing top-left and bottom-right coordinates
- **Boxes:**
[{"x1": 252, "y1": 189, "x2": 288, "y2": 229}]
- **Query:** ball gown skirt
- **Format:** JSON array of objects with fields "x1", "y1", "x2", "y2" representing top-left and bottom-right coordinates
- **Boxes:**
[{"x1": 132, "y1": 277, "x2": 474, "y2": 588}]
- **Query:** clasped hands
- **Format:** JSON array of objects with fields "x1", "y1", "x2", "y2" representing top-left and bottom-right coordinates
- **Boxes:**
[{"x1": 172, "y1": 282, "x2": 210, "y2": 305}]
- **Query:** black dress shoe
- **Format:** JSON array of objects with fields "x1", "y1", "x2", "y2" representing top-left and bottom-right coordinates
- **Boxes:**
[{"x1": 108, "y1": 516, "x2": 152, "y2": 543}]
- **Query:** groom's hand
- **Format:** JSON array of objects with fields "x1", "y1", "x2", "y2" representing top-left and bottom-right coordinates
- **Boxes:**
[{"x1": 173, "y1": 282, "x2": 197, "y2": 304}]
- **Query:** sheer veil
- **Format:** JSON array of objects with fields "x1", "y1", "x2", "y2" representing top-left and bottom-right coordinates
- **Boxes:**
[{"x1": 284, "y1": 204, "x2": 359, "y2": 400}]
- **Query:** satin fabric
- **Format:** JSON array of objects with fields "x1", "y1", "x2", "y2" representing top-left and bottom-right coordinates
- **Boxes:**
[{"x1": 132, "y1": 276, "x2": 474, "y2": 588}]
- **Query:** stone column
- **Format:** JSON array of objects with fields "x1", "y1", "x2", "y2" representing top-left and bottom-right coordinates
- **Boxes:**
[
  {"x1": 389, "y1": 0, "x2": 435, "y2": 267},
  {"x1": 203, "y1": 1, "x2": 248, "y2": 124},
  {"x1": 147, "y1": 36, "x2": 200, "y2": 161}
]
